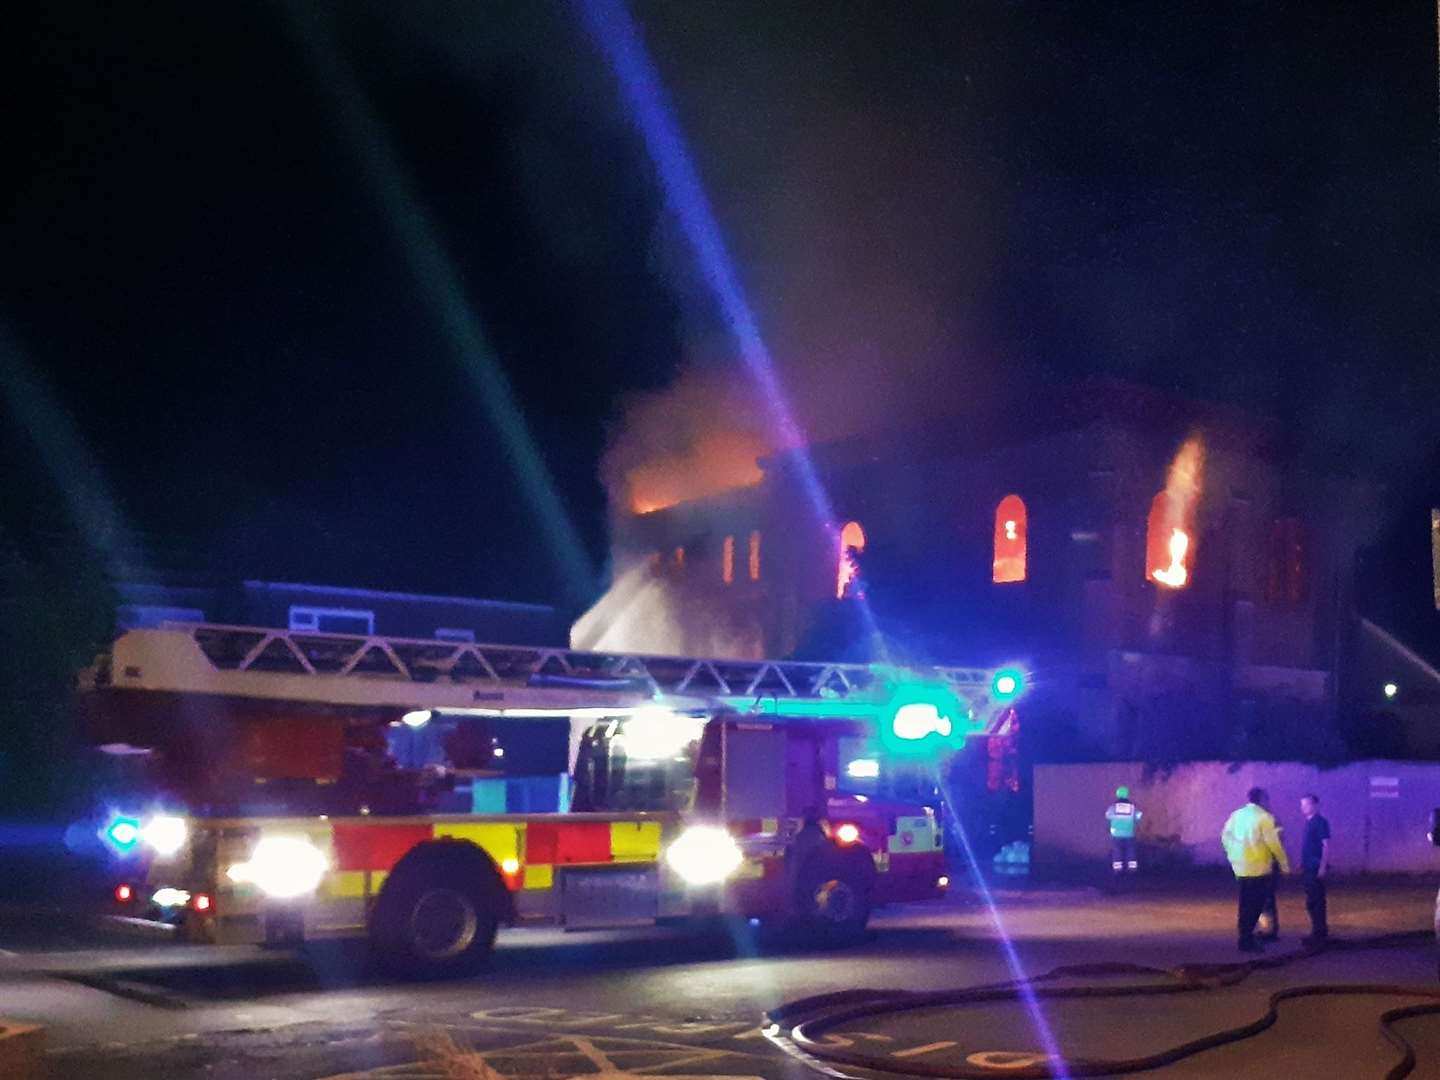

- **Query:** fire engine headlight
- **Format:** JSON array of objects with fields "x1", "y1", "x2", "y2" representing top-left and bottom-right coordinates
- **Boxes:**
[
  {"x1": 141, "y1": 815, "x2": 188, "y2": 857},
  {"x1": 226, "y1": 836, "x2": 328, "y2": 899},
  {"x1": 665, "y1": 825, "x2": 743, "y2": 886}
]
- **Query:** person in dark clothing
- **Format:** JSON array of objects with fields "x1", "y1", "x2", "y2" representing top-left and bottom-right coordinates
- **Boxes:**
[
  {"x1": 787, "y1": 807, "x2": 835, "y2": 911},
  {"x1": 1299, "y1": 793, "x2": 1331, "y2": 944}
]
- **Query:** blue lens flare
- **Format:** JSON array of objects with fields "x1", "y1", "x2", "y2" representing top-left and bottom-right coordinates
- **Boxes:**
[{"x1": 935, "y1": 767, "x2": 1071, "y2": 1077}]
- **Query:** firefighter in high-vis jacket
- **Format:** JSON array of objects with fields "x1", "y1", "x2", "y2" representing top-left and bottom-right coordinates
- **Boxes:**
[{"x1": 1106, "y1": 786, "x2": 1142, "y2": 874}]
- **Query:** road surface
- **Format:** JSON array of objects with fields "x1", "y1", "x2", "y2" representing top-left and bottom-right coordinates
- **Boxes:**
[{"x1": 3, "y1": 877, "x2": 1439, "y2": 1078}]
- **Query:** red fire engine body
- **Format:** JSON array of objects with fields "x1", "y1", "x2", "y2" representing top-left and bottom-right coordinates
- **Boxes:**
[{"x1": 83, "y1": 625, "x2": 1011, "y2": 977}]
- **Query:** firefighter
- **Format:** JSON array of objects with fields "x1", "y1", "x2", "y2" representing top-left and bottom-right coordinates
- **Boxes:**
[
  {"x1": 1105, "y1": 786, "x2": 1142, "y2": 875},
  {"x1": 789, "y1": 808, "x2": 833, "y2": 868},
  {"x1": 786, "y1": 807, "x2": 836, "y2": 913}
]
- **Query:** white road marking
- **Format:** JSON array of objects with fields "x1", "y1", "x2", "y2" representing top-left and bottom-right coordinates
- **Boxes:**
[
  {"x1": 320, "y1": 1030, "x2": 767, "y2": 1080},
  {"x1": 891, "y1": 1041, "x2": 958, "y2": 1058}
]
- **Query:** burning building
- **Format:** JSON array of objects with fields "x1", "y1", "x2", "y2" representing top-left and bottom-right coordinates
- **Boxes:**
[{"x1": 584, "y1": 379, "x2": 1410, "y2": 760}]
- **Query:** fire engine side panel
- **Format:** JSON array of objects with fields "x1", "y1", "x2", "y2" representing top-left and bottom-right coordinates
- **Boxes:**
[
  {"x1": 874, "y1": 812, "x2": 946, "y2": 904},
  {"x1": 141, "y1": 807, "x2": 942, "y2": 944},
  {"x1": 154, "y1": 813, "x2": 680, "y2": 941}
]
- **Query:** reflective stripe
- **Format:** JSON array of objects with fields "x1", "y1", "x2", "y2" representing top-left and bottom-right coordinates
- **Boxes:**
[
  {"x1": 735, "y1": 859, "x2": 766, "y2": 881},
  {"x1": 433, "y1": 822, "x2": 523, "y2": 864},
  {"x1": 523, "y1": 864, "x2": 553, "y2": 890},
  {"x1": 332, "y1": 824, "x2": 433, "y2": 872},
  {"x1": 527, "y1": 822, "x2": 611, "y2": 865},
  {"x1": 610, "y1": 821, "x2": 662, "y2": 863},
  {"x1": 327, "y1": 870, "x2": 368, "y2": 899}
]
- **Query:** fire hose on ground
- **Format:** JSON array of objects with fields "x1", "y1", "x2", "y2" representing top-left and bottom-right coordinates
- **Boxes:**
[{"x1": 763, "y1": 931, "x2": 1440, "y2": 1080}]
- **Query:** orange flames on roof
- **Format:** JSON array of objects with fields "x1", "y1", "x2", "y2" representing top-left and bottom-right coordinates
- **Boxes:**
[{"x1": 627, "y1": 430, "x2": 767, "y2": 515}]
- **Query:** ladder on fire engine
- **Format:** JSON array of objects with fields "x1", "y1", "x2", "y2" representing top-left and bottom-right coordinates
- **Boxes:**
[{"x1": 86, "y1": 623, "x2": 999, "y2": 717}]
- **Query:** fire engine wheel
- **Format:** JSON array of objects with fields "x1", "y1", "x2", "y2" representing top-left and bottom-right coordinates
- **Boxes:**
[
  {"x1": 410, "y1": 887, "x2": 481, "y2": 959},
  {"x1": 373, "y1": 863, "x2": 501, "y2": 979},
  {"x1": 795, "y1": 854, "x2": 873, "y2": 943}
]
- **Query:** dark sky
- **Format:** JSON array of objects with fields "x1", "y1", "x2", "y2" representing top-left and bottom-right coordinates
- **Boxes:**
[{"x1": 2, "y1": 1, "x2": 1436, "y2": 611}]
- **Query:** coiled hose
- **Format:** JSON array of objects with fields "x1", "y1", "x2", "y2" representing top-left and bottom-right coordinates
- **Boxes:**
[{"x1": 764, "y1": 932, "x2": 1440, "y2": 1079}]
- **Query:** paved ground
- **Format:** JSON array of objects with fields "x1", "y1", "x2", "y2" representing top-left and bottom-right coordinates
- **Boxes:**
[{"x1": 3, "y1": 876, "x2": 1440, "y2": 1078}]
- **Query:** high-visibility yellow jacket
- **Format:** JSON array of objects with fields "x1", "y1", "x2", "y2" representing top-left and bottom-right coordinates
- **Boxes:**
[{"x1": 1221, "y1": 803, "x2": 1290, "y2": 878}]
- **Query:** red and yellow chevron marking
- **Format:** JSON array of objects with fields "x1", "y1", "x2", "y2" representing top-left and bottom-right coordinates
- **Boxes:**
[{"x1": 322, "y1": 818, "x2": 665, "y2": 898}]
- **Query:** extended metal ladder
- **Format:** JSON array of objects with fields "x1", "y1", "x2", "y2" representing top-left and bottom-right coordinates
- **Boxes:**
[{"x1": 86, "y1": 623, "x2": 999, "y2": 715}]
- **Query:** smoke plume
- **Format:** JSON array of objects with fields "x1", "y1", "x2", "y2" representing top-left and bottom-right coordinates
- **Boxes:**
[{"x1": 570, "y1": 557, "x2": 762, "y2": 658}]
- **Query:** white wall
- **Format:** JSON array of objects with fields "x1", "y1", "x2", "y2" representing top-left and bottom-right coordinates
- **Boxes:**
[{"x1": 1034, "y1": 761, "x2": 1440, "y2": 874}]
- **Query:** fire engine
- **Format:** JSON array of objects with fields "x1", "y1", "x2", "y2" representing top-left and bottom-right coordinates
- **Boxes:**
[{"x1": 81, "y1": 624, "x2": 1023, "y2": 978}]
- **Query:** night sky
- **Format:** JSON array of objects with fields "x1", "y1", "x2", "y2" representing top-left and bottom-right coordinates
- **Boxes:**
[{"x1": 2, "y1": 2, "x2": 1436, "y2": 614}]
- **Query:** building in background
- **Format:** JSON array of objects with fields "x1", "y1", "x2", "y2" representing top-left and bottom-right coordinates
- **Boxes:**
[
  {"x1": 593, "y1": 380, "x2": 1437, "y2": 760},
  {"x1": 115, "y1": 579, "x2": 561, "y2": 646}
]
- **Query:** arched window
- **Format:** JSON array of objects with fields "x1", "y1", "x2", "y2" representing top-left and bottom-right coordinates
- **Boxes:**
[
  {"x1": 1265, "y1": 517, "x2": 1306, "y2": 606},
  {"x1": 992, "y1": 495, "x2": 1028, "y2": 584},
  {"x1": 748, "y1": 530, "x2": 762, "y2": 581},
  {"x1": 836, "y1": 520, "x2": 866, "y2": 599},
  {"x1": 1146, "y1": 492, "x2": 1192, "y2": 589},
  {"x1": 721, "y1": 535, "x2": 735, "y2": 585}
]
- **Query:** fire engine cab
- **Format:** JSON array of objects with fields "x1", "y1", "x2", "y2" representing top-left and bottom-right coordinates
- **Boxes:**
[{"x1": 82, "y1": 624, "x2": 1021, "y2": 978}]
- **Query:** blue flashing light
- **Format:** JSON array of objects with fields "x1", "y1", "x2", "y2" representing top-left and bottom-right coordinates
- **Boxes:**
[
  {"x1": 104, "y1": 815, "x2": 142, "y2": 854},
  {"x1": 991, "y1": 668, "x2": 1025, "y2": 702}
]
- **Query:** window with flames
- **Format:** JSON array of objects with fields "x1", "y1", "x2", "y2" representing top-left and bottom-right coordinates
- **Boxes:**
[
  {"x1": 992, "y1": 495, "x2": 1028, "y2": 584},
  {"x1": 836, "y1": 521, "x2": 866, "y2": 599}
]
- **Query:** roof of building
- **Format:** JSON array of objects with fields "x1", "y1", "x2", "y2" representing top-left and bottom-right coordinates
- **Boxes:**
[
  {"x1": 770, "y1": 376, "x2": 1285, "y2": 476},
  {"x1": 240, "y1": 580, "x2": 554, "y2": 613}
]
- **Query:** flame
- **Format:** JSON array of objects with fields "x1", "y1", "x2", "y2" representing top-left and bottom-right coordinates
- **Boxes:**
[
  {"x1": 1147, "y1": 435, "x2": 1204, "y2": 590},
  {"x1": 836, "y1": 520, "x2": 866, "y2": 599},
  {"x1": 626, "y1": 429, "x2": 767, "y2": 514},
  {"x1": 1152, "y1": 528, "x2": 1190, "y2": 588}
]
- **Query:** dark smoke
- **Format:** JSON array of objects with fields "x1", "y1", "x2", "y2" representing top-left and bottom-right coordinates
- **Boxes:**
[{"x1": 604, "y1": 2, "x2": 1439, "y2": 514}]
